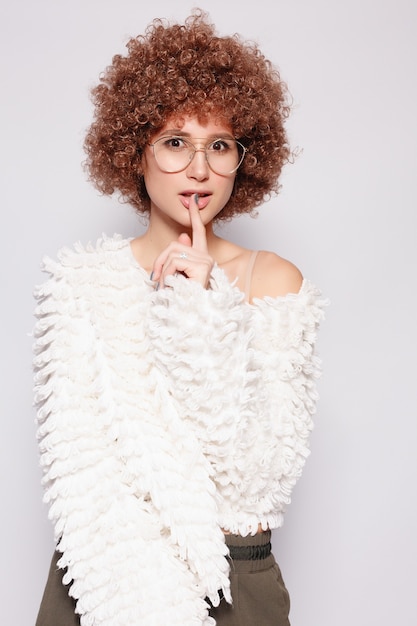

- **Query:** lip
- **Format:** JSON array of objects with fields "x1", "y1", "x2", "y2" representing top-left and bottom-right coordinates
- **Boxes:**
[{"x1": 179, "y1": 191, "x2": 212, "y2": 210}]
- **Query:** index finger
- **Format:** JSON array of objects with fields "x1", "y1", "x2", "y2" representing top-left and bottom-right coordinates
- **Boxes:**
[{"x1": 189, "y1": 194, "x2": 208, "y2": 252}]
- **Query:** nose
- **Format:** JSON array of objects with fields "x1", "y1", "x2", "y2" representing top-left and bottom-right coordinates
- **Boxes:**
[{"x1": 186, "y1": 148, "x2": 210, "y2": 181}]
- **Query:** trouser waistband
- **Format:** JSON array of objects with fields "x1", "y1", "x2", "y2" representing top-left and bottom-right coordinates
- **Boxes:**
[
  {"x1": 205, "y1": 531, "x2": 276, "y2": 607},
  {"x1": 225, "y1": 530, "x2": 275, "y2": 573}
]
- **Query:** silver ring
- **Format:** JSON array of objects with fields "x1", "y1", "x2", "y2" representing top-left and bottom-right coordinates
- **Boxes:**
[{"x1": 179, "y1": 252, "x2": 188, "y2": 260}]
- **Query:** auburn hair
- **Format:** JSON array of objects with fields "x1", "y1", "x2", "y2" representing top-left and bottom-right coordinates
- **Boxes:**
[{"x1": 84, "y1": 10, "x2": 292, "y2": 220}]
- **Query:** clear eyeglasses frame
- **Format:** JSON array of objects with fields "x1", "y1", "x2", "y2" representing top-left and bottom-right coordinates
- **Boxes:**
[{"x1": 148, "y1": 136, "x2": 247, "y2": 176}]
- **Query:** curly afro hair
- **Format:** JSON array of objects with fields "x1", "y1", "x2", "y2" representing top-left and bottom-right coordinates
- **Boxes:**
[{"x1": 84, "y1": 10, "x2": 292, "y2": 220}]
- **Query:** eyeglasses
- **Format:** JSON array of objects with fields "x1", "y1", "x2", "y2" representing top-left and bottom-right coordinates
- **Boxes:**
[{"x1": 149, "y1": 136, "x2": 247, "y2": 176}]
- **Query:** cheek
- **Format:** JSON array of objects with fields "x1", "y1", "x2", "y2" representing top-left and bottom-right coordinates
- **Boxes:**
[
  {"x1": 142, "y1": 157, "x2": 164, "y2": 200},
  {"x1": 221, "y1": 175, "x2": 236, "y2": 204},
  {"x1": 142, "y1": 173, "x2": 164, "y2": 207}
]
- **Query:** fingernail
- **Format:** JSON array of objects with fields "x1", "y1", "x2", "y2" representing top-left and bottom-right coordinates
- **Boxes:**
[
  {"x1": 155, "y1": 282, "x2": 159, "y2": 291},
  {"x1": 150, "y1": 271, "x2": 154, "y2": 281},
  {"x1": 194, "y1": 193, "x2": 199, "y2": 205}
]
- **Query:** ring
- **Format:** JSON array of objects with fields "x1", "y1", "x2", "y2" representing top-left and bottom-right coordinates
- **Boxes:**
[{"x1": 179, "y1": 252, "x2": 188, "y2": 260}]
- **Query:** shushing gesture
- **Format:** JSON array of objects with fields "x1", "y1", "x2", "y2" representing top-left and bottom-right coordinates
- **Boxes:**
[{"x1": 151, "y1": 194, "x2": 215, "y2": 289}]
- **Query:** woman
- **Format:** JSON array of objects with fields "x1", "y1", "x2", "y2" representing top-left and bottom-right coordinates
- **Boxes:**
[{"x1": 34, "y1": 10, "x2": 326, "y2": 626}]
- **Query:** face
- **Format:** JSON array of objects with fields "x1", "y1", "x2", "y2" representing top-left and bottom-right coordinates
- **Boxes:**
[{"x1": 142, "y1": 116, "x2": 237, "y2": 229}]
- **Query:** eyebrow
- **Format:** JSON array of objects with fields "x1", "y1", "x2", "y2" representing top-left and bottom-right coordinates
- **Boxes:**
[{"x1": 157, "y1": 129, "x2": 235, "y2": 140}]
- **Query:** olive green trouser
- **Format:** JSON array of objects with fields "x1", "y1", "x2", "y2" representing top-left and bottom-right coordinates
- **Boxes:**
[
  {"x1": 208, "y1": 530, "x2": 291, "y2": 625},
  {"x1": 36, "y1": 531, "x2": 290, "y2": 625},
  {"x1": 35, "y1": 552, "x2": 78, "y2": 626}
]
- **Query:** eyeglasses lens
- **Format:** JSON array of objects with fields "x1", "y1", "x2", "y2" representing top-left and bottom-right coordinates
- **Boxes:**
[{"x1": 152, "y1": 137, "x2": 245, "y2": 175}]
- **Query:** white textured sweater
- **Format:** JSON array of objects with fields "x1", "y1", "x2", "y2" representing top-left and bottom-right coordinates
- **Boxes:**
[{"x1": 33, "y1": 235, "x2": 326, "y2": 626}]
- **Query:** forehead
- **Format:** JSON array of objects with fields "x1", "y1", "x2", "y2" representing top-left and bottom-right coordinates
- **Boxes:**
[{"x1": 155, "y1": 114, "x2": 234, "y2": 137}]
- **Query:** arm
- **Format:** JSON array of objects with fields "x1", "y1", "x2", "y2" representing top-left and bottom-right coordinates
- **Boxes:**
[
  {"x1": 33, "y1": 253, "x2": 217, "y2": 626},
  {"x1": 247, "y1": 279, "x2": 328, "y2": 518}
]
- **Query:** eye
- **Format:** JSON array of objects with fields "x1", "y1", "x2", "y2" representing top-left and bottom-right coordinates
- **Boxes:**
[
  {"x1": 160, "y1": 136, "x2": 189, "y2": 151},
  {"x1": 209, "y1": 139, "x2": 234, "y2": 152}
]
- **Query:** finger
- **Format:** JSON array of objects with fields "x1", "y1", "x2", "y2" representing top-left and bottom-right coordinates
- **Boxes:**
[
  {"x1": 152, "y1": 242, "x2": 193, "y2": 284},
  {"x1": 177, "y1": 232, "x2": 192, "y2": 247},
  {"x1": 161, "y1": 250, "x2": 212, "y2": 288},
  {"x1": 151, "y1": 234, "x2": 191, "y2": 282},
  {"x1": 189, "y1": 194, "x2": 208, "y2": 252}
]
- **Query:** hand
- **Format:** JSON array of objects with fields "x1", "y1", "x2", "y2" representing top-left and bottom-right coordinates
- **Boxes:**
[{"x1": 151, "y1": 194, "x2": 214, "y2": 289}]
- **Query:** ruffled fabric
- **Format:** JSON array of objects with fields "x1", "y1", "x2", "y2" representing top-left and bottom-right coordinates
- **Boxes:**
[
  {"x1": 33, "y1": 235, "x2": 326, "y2": 625},
  {"x1": 149, "y1": 267, "x2": 327, "y2": 536}
]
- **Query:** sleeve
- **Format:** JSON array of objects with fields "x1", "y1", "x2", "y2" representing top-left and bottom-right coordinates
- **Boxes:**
[
  {"x1": 146, "y1": 268, "x2": 255, "y2": 453},
  {"x1": 247, "y1": 280, "x2": 328, "y2": 519},
  {"x1": 146, "y1": 270, "x2": 261, "y2": 529},
  {"x1": 33, "y1": 256, "x2": 216, "y2": 626},
  {"x1": 144, "y1": 269, "x2": 253, "y2": 590}
]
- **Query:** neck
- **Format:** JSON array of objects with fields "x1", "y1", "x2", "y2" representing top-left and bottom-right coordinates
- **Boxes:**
[{"x1": 147, "y1": 217, "x2": 217, "y2": 248}]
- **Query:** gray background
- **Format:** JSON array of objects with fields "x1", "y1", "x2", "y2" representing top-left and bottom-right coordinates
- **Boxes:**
[{"x1": 1, "y1": 0, "x2": 416, "y2": 624}]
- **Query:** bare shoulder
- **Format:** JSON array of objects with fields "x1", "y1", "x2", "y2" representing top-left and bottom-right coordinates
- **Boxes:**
[{"x1": 250, "y1": 251, "x2": 303, "y2": 300}]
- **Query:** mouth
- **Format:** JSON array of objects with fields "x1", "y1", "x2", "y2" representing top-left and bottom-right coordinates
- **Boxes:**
[{"x1": 179, "y1": 192, "x2": 212, "y2": 210}]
